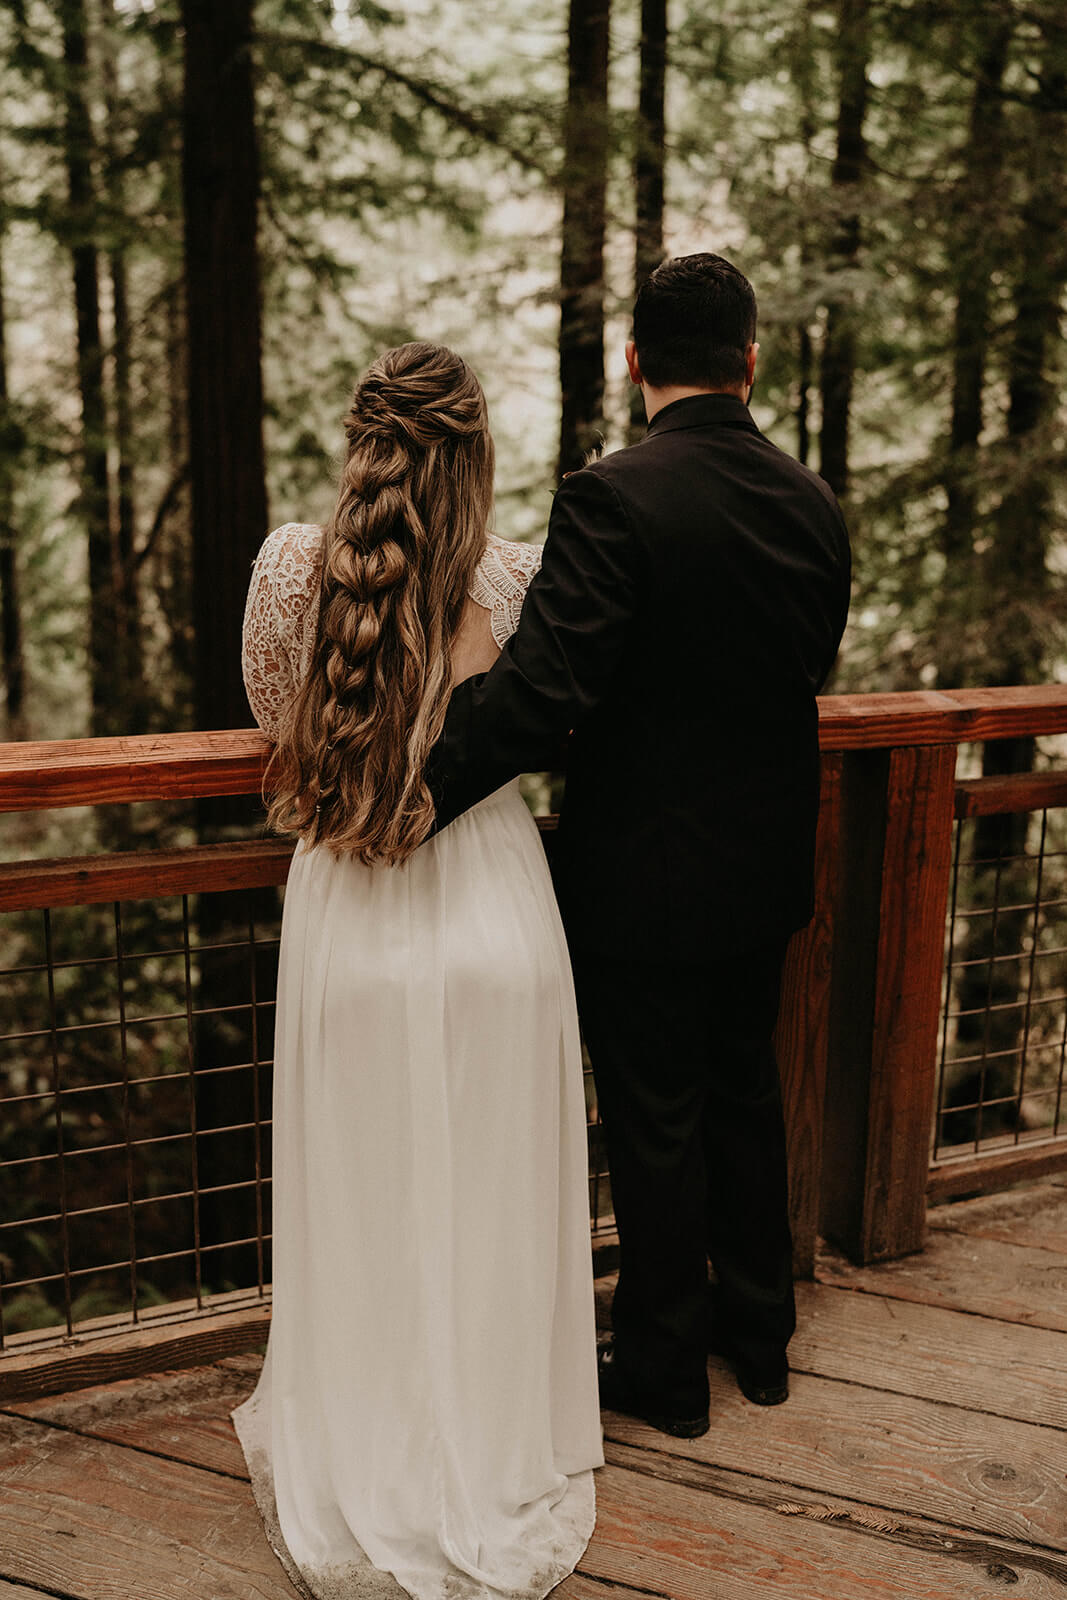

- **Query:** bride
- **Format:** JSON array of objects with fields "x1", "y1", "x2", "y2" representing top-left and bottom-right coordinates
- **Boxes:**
[{"x1": 232, "y1": 341, "x2": 604, "y2": 1600}]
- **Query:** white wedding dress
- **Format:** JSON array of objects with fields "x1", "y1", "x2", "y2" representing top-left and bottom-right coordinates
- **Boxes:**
[{"x1": 232, "y1": 524, "x2": 604, "y2": 1600}]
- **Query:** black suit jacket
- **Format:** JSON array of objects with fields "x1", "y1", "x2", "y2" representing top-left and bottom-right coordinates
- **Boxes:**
[{"x1": 427, "y1": 393, "x2": 851, "y2": 964}]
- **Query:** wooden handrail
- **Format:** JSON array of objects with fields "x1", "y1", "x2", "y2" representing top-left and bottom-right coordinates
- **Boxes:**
[
  {"x1": 816, "y1": 685, "x2": 1067, "y2": 750},
  {"x1": 3, "y1": 686, "x2": 1067, "y2": 813},
  {"x1": 0, "y1": 730, "x2": 269, "y2": 813},
  {"x1": 0, "y1": 818, "x2": 560, "y2": 910},
  {"x1": 0, "y1": 838, "x2": 296, "y2": 912},
  {"x1": 954, "y1": 769, "x2": 1067, "y2": 819}
]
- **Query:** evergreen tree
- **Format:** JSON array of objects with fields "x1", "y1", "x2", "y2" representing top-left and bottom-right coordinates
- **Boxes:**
[
  {"x1": 0, "y1": 198, "x2": 25, "y2": 739},
  {"x1": 181, "y1": 0, "x2": 268, "y2": 738},
  {"x1": 60, "y1": 0, "x2": 115, "y2": 736},
  {"x1": 818, "y1": 0, "x2": 870, "y2": 497},
  {"x1": 628, "y1": 0, "x2": 666, "y2": 442},
  {"x1": 558, "y1": 0, "x2": 610, "y2": 477}
]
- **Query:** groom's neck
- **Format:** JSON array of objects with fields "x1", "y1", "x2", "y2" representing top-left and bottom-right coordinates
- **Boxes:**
[{"x1": 641, "y1": 383, "x2": 748, "y2": 422}]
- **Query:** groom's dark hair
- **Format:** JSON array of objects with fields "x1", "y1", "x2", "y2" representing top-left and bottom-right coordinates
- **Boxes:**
[{"x1": 632, "y1": 253, "x2": 757, "y2": 391}]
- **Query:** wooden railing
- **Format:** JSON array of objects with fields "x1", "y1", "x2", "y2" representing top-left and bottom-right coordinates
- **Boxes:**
[
  {"x1": 2, "y1": 687, "x2": 1067, "y2": 1371},
  {"x1": 781, "y1": 689, "x2": 1067, "y2": 1272}
]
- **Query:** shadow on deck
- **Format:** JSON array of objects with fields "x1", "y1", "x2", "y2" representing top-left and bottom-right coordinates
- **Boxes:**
[{"x1": 1, "y1": 1181, "x2": 1066, "y2": 1600}]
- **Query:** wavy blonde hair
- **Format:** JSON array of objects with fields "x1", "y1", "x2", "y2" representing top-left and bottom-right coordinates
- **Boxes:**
[{"x1": 265, "y1": 342, "x2": 495, "y2": 864}]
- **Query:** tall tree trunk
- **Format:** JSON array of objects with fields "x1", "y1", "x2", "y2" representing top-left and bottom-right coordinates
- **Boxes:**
[
  {"x1": 181, "y1": 0, "x2": 268, "y2": 736},
  {"x1": 61, "y1": 0, "x2": 116, "y2": 736},
  {"x1": 942, "y1": 27, "x2": 1067, "y2": 1148},
  {"x1": 987, "y1": 35, "x2": 1066, "y2": 689},
  {"x1": 628, "y1": 0, "x2": 666, "y2": 443},
  {"x1": 558, "y1": 0, "x2": 610, "y2": 478},
  {"x1": 0, "y1": 224, "x2": 26, "y2": 740},
  {"x1": 793, "y1": 0, "x2": 818, "y2": 465},
  {"x1": 938, "y1": 17, "x2": 1012, "y2": 690},
  {"x1": 100, "y1": 0, "x2": 146, "y2": 733},
  {"x1": 181, "y1": 0, "x2": 271, "y2": 1292},
  {"x1": 818, "y1": 0, "x2": 869, "y2": 497},
  {"x1": 163, "y1": 279, "x2": 194, "y2": 718},
  {"x1": 797, "y1": 324, "x2": 813, "y2": 466}
]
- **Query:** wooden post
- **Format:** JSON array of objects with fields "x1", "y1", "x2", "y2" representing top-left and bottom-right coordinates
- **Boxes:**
[
  {"x1": 776, "y1": 753, "x2": 842, "y2": 1278},
  {"x1": 821, "y1": 744, "x2": 957, "y2": 1262}
]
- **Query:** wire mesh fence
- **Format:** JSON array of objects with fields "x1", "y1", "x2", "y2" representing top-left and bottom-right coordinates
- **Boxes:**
[
  {"x1": 0, "y1": 886, "x2": 279, "y2": 1346},
  {"x1": 935, "y1": 802, "x2": 1067, "y2": 1160},
  {"x1": 0, "y1": 878, "x2": 614, "y2": 1350}
]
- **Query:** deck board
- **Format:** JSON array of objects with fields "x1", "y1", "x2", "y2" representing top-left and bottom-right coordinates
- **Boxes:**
[
  {"x1": 928, "y1": 1181, "x2": 1067, "y2": 1255},
  {"x1": 2, "y1": 1188, "x2": 1066, "y2": 1600},
  {"x1": 602, "y1": 1440, "x2": 1067, "y2": 1594},
  {"x1": 605, "y1": 1373, "x2": 1067, "y2": 1551},
  {"x1": 816, "y1": 1229, "x2": 1067, "y2": 1330},
  {"x1": 0, "y1": 1411, "x2": 300, "y2": 1600},
  {"x1": 6, "y1": 1360, "x2": 252, "y2": 1479},
  {"x1": 553, "y1": 1578, "x2": 666, "y2": 1599},
  {"x1": 582, "y1": 1461, "x2": 1066, "y2": 1600},
  {"x1": 790, "y1": 1282, "x2": 1067, "y2": 1429}
]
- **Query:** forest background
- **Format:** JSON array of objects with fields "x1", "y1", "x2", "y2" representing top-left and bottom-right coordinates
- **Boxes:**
[{"x1": 0, "y1": 0, "x2": 1064, "y2": 789}]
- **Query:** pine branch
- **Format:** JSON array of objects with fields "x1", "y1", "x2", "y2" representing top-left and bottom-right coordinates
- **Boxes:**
[
  {"x1": 132, "y1": 463, "x2": 189, "y2": 576},
  {"x1": 256, "y1": 30, "x2": 553, "y2": 178}
]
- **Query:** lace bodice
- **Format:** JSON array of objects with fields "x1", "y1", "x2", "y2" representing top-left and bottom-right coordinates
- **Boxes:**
[{"x1": 241, "y1": 523, "x2": 542, "y2": 739}]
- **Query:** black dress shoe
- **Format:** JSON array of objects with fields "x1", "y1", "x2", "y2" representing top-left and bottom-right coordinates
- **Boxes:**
[
  {"x1": 708, "y1": 1326, "x2": 789, "y2": 1406},
  {"x1": 597, "y1": 1340, "x2": 710, "y2": 1439}
]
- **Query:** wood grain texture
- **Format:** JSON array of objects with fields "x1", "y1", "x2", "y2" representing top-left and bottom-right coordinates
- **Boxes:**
[
  {"x1": 1, "y1": 687, "x2": 1066, "y2": 814},
  {"x1": 603, "y1": 1440, "x2": 1067, "y2": 1593},
  {"x1": 816, "y1": 1232, "x2": 1067, "y2": 1332},
  {"x1": 823, "y1": 745, "x2": 958, "y2": 1263},
  {"x1": 928, "y1": 1182, "x2": 1067, "y2": 1255},
  {"x1": 790, "y1": 1281, "x2": 1067, "y2": 1430},
  {"x1": 5, "y1": 1359, "x2": 255, "y2": 1479},
  {"x1": 554, "y1": 1577, "x2": 668, "y2": 1600},
  {"x1": 0, "y1": 1411, "x2": 300, "y2": 1599},
  {"x1": 955, "y1": 770, "x2": 1067, "y2": 818},
  {"x1": 0, "y1": 1584, "x2": 67, "y2": 1598},
  {"x1": 605, "y1": 1365, "x2": 1067, "y2": 1552},
  {"x1": 4, "y1": 1322, "x2": 1067, "y2": 1600},
  {"x1": 1, "y1": 828, "x2": 555, "y2": 912},
  {"x1": 584, "y1": 1457, "x2": 1066, "y2": 1600},
  {"x1": 817, "y1": 686, "x2": 1067, "y2": 752},
  {"x1": 0, "y1": 1302, "x2": 271, "y2": 1403},
  {"x1": 776, "y1": 753, "x2": 841, "y2": 1279},
  {"x1": 862, "y1": 744, "x2": 958, "y2": 1259},
  {"x1": 25, "y1": 1343, "x2": 1066, "y2": 1564},
  {"x1": 820, "y1": 748, "x2": 888, "y2": 1260},
  {"x1": 0, "y1": 839, "x2": 294, "y2": 911},
  {"x1": 928, "y1": 1143, "x2": 1067, "y2": 1202},
  {"x1": 0, "y1": 730, "x2": 271, "y2": 813}
]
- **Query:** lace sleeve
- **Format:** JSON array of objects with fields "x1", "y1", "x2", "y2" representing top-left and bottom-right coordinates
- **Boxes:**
[
  {"x1": 469, "y1": 532, "x2": 544, "y2": 648},
  {"x1": 241, "y1": 523, "x2": 324, "y2": 739}
]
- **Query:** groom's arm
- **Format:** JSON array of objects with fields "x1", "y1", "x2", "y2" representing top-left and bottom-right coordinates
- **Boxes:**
[{"x1": 426, "y1": 466, "x2": 645, "y2": 834}]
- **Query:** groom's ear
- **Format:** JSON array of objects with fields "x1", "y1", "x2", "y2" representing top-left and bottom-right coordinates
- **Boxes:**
[
  {"x1": 625, "y1": 339, "x2": 643, "y2": 387},
  {"x1": 745, "y1": 342, "x2": 759, "y2": 391}
]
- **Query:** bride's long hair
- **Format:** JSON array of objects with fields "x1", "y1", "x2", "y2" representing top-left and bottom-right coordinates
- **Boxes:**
[{"x1": 265, "y1": 342, "x2": 495, "y2": 864}]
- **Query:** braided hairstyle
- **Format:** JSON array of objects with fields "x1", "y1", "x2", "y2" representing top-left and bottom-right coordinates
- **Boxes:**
[{"x1": 266, "y1": 342, "x2": 495, "y2": 864}]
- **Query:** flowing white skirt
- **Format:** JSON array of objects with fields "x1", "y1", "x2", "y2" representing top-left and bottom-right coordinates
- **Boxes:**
[{"x1": 231, "y1": 781, "x2": 604, "y2": 1600}]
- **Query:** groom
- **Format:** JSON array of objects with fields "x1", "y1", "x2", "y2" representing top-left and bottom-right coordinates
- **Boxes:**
[{"x1": 427, "y1": 253, "x2": 851, "y2": 1438}]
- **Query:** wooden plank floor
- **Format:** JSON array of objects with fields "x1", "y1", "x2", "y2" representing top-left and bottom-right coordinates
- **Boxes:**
[{"x1": 1, "y1": 1184, "x2": 1066, "y2": 1600}]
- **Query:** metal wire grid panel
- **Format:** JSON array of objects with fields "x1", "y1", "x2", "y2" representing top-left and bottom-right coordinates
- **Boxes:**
[
  {"x1": 935, "y1": 804, "x2": 1067, "y2": 1159},
  {"x1": 0, "y1": 888, "x2": 279, "y2": 1348},
  {"x1": 0, "y1": 885, "x2": 614, "y2": 1349}
]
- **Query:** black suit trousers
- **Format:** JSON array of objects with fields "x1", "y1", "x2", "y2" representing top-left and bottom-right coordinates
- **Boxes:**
[{"x1": 572, "y1": 939, "x2": 797, "y2": 1416}]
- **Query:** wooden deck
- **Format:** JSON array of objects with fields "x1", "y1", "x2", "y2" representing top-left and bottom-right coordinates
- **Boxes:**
[{"x1": 1, "y1": 1182, "x2": 1066, "y2": 1600}]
